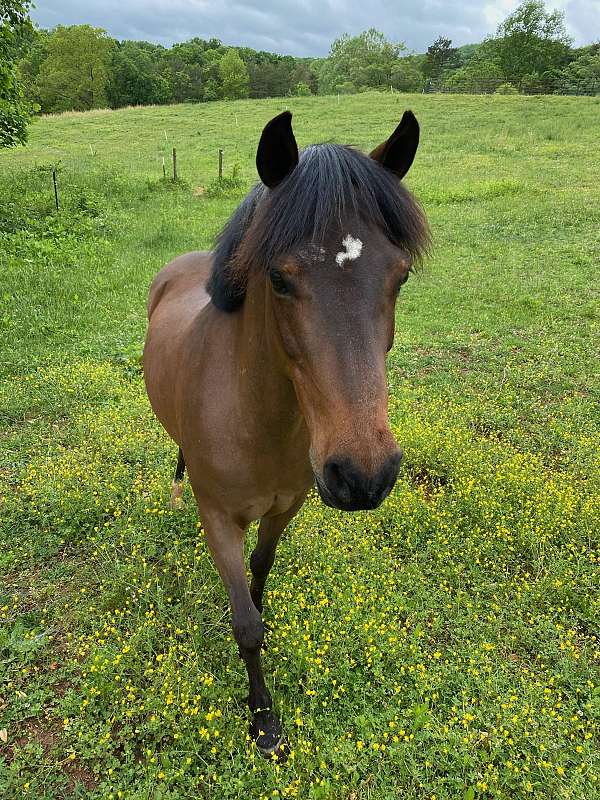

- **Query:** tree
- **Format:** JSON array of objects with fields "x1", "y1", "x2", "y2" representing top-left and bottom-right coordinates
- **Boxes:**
[
  {"x1": 290, "y1": 60, "x2": 318, "y2": 95},
  {"x1": 219, "y1": 48, "x2": 249, "y2": 100},
  {"x1": 318, "y1": 29, "x2": 406, "y2": 94},
  {"x1": 391, "y1": 56, "x2": 424, "y2": 92},
  {"x1": 558, "y1": 49, "x2": 600, "y2": 95},
  {"x1": 108, "y1": 41, "x2": 169, "y2": 107},
  {"x1": 247, "y1": 55, "x2": 295, "y2": 99},
  {"x1": 294, "y1": 81, "x2": 311, "y2": 96},
  {"x1": 457, "y1": 43, "x2": 480, "y2": 66},
  {"x1": 423, "y1": 36, "x2": 460, "y2": 81},
  {"x1": 0, "y1": 0, "x2": 34, "y2": 146},
  {"x1": 16, "y1": 25, "x2": 48, "y2": 107},
  {"x1": 162, "y1": 39, "x2": 215, "y2": 103},
  {"x1": 444, "y1": 42, "x2": 505, "y2": 93},
  {"x1": 36, "y1": 25, "x2": 114, "y2": 112},
  {"x1": 494, "y1": 0, "x2": 572, "y2": 83},
  {"x1": 199, "y1": 48, "x2": 225, "y2": 101}
]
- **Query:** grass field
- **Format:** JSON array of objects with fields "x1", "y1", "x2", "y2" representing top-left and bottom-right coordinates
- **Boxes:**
[{"x1": 0, "y1": 92, "x2": 599, "y2": 799}]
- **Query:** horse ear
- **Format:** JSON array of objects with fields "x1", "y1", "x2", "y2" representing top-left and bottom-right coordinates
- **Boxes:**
[
  {"x1": 370, "y1": 110, "x2": 420, "y2": 179},
  {"x1": 256, "y1": 111, "x2": 299, "y2": 188}
]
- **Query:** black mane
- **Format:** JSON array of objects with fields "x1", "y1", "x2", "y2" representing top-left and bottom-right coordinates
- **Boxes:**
[{"x1": 207, "y1": 143, "x2": 430, "y2": 312}]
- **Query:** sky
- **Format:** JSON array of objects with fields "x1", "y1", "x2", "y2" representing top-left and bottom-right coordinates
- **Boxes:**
[{"x1": 31, "y1": 0, "x2": 600, "y2": 56}]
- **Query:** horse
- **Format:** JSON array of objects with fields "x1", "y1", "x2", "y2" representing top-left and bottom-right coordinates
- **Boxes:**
[{"x1": 143, "y1": 109, "x2": 430, "y2": 756}]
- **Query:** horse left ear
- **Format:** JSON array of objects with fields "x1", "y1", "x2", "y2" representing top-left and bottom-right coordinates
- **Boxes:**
[
  {"x1": 370, "y1": 110, "x2": 420, "y2": 179},
  {"x1": 256, "y1": 111, "x2": 299, "y2": 189}
]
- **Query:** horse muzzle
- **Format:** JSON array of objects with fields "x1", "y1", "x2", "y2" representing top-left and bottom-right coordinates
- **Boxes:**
[{"x1": 315, "y1": 450, "x2": 402, "y2": 511}]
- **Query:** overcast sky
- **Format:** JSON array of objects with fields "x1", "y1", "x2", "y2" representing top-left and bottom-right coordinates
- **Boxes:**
[{"x1": 32, "y1": 0, "x2": 599, "y2": 55}]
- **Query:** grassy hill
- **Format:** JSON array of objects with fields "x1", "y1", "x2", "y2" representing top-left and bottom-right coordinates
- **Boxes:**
[{"x1": 0, "y1": 93, "x2": 599, "y2": 799}]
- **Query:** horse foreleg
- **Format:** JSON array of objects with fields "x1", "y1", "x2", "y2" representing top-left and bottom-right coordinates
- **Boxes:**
[
  {"x1": 201, "y1": 512, "x2": 285, "y2": 757},
  {"x1": 250, "y1": 497, "x2": 306, "y2": 613}
]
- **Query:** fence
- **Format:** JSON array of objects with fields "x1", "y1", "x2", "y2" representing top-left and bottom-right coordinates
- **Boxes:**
[{"x1": 424, "y1": 78, "x2": 600, "y2": 96}]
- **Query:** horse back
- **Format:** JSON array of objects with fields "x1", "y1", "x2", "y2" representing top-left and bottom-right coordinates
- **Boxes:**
[
  {"x1": 144, "y1": 251, "x2": 214, "y2": 444},
  {"x1": 147, "y1": 250, "x2": 213, "y2": 320}
]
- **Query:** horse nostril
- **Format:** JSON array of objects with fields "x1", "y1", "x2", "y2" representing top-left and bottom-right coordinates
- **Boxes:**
[
  {"x1": 373, "y1": 451, "x2": 402, "y2": 502},
  {"x1": 323, "y1": 458, "x2": 354, "y2": 502}
]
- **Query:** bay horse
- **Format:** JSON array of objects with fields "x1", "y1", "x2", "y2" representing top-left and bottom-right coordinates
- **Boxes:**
[{"x1": 143, "y1": 110, "x2": 430, "y2": 756}]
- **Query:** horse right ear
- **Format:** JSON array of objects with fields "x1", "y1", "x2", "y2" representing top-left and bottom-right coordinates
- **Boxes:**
[
  {"x1": 256, "y1": 111, "x2": 299, "y2": 189},
  {"x1": 370, "y1": 110, "x2": 420, "y2": 179}
]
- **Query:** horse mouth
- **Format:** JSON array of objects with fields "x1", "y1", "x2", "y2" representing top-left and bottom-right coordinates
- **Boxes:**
[{"x1": 314, "y1": 475, "x2": 385, "y2": 512}]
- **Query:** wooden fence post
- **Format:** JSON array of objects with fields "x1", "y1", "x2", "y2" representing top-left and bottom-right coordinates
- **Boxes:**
[
  {"x1": 172, "y1": 147, "x2": 177, "y2": 181},
  {"x1": 218, "y1": 148, "x2": 223, "y2": 179},
  {"x1": 52, "y1": 167, "x2": 59, "y2": 211}
]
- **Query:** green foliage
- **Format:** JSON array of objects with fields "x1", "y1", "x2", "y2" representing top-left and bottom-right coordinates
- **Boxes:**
[
  {"x1": 14, "y1": 25, "x2": 47, "y2": 106},
  {"x1": 294, "y1": 81, "x2": 312, "y2": 96},
  {"x1": 0, "y1": 92, "x2": 600, "y2": 798},
  {"x1": 204, "y1": 163, "x2": 245, "y2": 198},
  {"x1": 456, "y1": 43, "x2": 480, "y2": 66},
  {"x1": 144, "y1": 175, "x2": 190, "y2": 196},
  {"x1": 0, "y1": 164, "x2": 108, "y2": 235},
  {"x1": 318, "y1": 28, "x2": 406, "y2": 94},
  {"x1": 559, "y1": 50, "x2": 600, "y2": 95},
  {"x1": 0, "y1": 0, "x2": 33, "y2": 146},
  {"x1": 423, "y1": 36, "x2": 460, "y2": 80},
  {"x1": 219, "y1": 48, "x2": 249, "y2": 100},
  {"x1": 495, "y1": 81, "x2": 519, "y2": 94},
  {"x1": 494, "y1": 0, "x2": 572, "y2": 82},
  {"x1": 36, "y1": 25, "x2": 114, "y2": 113},
  {"x1": 290, "y1": 60, "x2": 318, "y2": 95},
  {"x1": 202, "y1": 77, "x2": 220, "y2": 101},
  {"x1": 161, "y1": 38, "x2": 222, "y2": 103},
  {"x1": 444, "y1": 43, "x2": 504, "y2": 93},
  {"x1": 392, "y1": 56, "x2": 425, "y2": 92},
  {"x1": 13, "y1": 5, "x2": 598, "y2": 114},
  {"x1": 108, "y1": 40, "x2": 170, "y2": 107},
  {"x1": 246, "y1": 53, "x2": 301, "y2": 99}
]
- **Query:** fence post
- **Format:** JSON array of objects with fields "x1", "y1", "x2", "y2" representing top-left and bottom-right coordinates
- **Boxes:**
[
  {"x1": 162, "y1": 157, "x2": 166, "y2": 179},
  {"x1": 172, "y1": 147, "x2": 177, "y2": 181},
  {"x1": 218, "y1": 148, "x2": 224, "y2": 179},
  {"x1": 52, "y1": 167, "x2": 59, "y2": 211}
]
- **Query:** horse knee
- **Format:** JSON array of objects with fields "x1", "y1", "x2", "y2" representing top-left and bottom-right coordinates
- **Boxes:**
[{"x1": 232, "y1": 609, "x2": 264, "y2": 652}]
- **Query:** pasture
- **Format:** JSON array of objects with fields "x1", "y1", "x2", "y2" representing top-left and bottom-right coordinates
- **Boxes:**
[{"x1": 0, "y1": 92, "x2": 599, "y2": 799}]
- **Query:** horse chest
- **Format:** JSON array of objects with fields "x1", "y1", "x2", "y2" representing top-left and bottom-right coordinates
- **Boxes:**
[{"x1": 242, "y1": 488, "x2": 304, "y2": 521}]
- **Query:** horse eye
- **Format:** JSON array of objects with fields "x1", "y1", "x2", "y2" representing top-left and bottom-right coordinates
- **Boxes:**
[
  {"x1": 269, "y1": 270, "x2": 290, "y2": 295},
  {"x1": 395, "y1": 273, "x2": 410, "y2": 295}
]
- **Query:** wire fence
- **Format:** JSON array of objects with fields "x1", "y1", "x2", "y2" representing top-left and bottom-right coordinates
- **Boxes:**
[{"x1": 424, "y1": 78, "x2": 600, "y2": 96}]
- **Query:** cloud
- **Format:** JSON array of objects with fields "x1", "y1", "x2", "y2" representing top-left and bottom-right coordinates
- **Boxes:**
[{"x1": 32, "y1": 0, "x2": 598, "y2": 55}]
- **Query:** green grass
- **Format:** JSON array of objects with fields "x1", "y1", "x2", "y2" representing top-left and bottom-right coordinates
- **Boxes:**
[{"x1": 0, "y1": 92, "x2": 599, "y2": 799}]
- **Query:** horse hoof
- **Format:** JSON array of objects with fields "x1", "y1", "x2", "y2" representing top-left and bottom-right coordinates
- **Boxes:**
[{"x1": 250, "y1": 710, "x2": 287, "y2": 760}]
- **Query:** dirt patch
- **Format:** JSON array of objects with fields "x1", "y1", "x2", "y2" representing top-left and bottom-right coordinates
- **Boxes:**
[
  {"x1": 4, "y1": 715, "x2": 61, "y2": 765},
  {"x1": 64, "y1": 759, "x2": 98, "y2": 793},
  {"x1": 409, "y1": 466, "x2": 449, "y2": 500},
  {"x1": 5, "y1": 715, "x2": 97, "y2": 793}
]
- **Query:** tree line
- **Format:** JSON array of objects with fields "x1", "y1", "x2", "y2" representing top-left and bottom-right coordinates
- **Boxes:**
[
  {"x1": 2, "y1": 0, "x2": 599, "y2": 147},
  {"x1": 16, "y1": 27, "x2": 318, "y2": 113}
]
